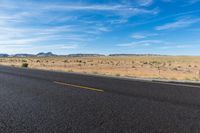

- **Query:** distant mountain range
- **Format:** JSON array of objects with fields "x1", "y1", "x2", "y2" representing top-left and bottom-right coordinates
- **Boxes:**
[
  {"x1": 109, "y1": 54, "x2": 164, "y2": 56},
  {"x1": 67, "y1": 54, "x2": 105, "y2": 57},
  {"x1": 0, "y1": 52, "x2": 56, "y2": 57},
  {"x1": 0, "y1": 52, "x2": 164, "y2": 57},
  {"x1": 36, "y1": 52, "x2": 56, "y2": 57},
  {"x1": 0, "y1": 54, "x2": 9, "y2": 57}
]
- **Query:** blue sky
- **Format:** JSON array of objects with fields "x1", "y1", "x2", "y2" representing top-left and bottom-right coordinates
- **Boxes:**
[{"x1": 0, "y1": 0, "x2": 200, "y2": 55}]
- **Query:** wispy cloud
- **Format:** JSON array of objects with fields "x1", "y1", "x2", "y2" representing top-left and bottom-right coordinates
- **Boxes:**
[
  {"x1": 38, "y1": 3, "x2": 159, "y2": 19},
  {"x1": 0, "y1": 23, "x2": 93, "y2": 47},
  {"x1": 118, "y1": 40, "x2": 194, "y2": 52},
  {"x1": 131, "y1": 34, "x2": 147, "y2": 39},
  {"x1": 131, "y1": 33, "x2": 158, "y2": 39},
  {"x1": 117, "y1": 40, "x2": 162, "y2": 47},
  {"x1": 0, "y1": 44, "x2": 78, "y2": 54},
  {"x1": 160, "y1": 45, "x2": 192, "y2": 49},
  {"x1": 137, "y1": 0, "x2": 153, "y2": 6},
  {"x1": 0, "y1": 0, "x2": 159, "y2": 53},
  {"x1": 0, "y1": 0, "x2": 198, "y2": 55},
  {"x1": 44, "y1": 4, "x2": 124, "y2": 11},
  {"x1": 155, "y1": 18, "x2": 200, "y2": 30},
  {"x1": 0, "y1": 1, "x2": 158, "y2": 17}
]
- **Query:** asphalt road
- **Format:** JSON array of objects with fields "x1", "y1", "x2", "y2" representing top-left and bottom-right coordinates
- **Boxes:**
[{"x1": 1, "y1": 65, "x2": 200, "y2": 133}]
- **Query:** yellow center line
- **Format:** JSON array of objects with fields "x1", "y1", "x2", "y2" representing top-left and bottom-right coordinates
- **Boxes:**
[{"x1": 54, "y1": 81, "x2": 104, "y2": 92}]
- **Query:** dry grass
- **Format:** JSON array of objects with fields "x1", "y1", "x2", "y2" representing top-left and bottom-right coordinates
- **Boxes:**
[{"x1": 1, "y1": 56, "x2": 200, "y2": 81}]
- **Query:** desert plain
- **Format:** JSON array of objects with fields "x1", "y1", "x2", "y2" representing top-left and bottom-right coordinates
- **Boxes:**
[{"x1": 1, "y1": 56, "x2": 200, "y2": 81}]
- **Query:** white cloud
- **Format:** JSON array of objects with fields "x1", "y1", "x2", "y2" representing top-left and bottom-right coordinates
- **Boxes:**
[
  {"x1": 0, "y1": 44, "x2": 78, "y2": 54},
  {"x1": 0, "y1": 38, "x2": 46, "y2": 45},
  {"x1": 155, "y1": 18, "x2": 200, "y2": 30},
  {"x1": 44, "y1": 4, "x2": 123, "y2": 11},
  {"x1": 41, "y1": 4, "x2": 158, "y2": 18},
  {"x1": 117, "y1": 40, "x2": 194, "y2": 51},
  {"x1": 131, "y1": 33, "x2": 158, "y2": 39},
  {"x1": 0, "y1": 0, "x2": 159, "y2": 54},
  {"x1": 0, "y1": 23, "x2": 93, "y2": 49},
  {"x1": 0, "y1": 1, "x2": 159, "y2": 18},
  {"x1": 160, "y1": 45, "x2": 192, "y2": 49},
  {"x1": 0, "y1": 1, "x2": 159, "y2": 29},
  {"x1": 117, "y1": 40, "x2": 162, "y2": 47},
  {"x1": 131, "y1": 34, "x2": 147, "y2": 39},
  {"x1": 137, "y1": 0, "x2": 153, "y2": 6}
]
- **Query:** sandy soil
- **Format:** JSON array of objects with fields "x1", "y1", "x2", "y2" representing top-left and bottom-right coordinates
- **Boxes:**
[{"x1": 1, "y1": 56, "x2": 200, "y2": 81}]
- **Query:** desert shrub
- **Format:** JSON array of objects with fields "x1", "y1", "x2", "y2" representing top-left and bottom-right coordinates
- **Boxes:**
[
  {"x1": 132, "y1": 65, "x2": 136, "y2": 68},
  {"x1": 22, "y1": 63, "x2": 29, "y2": 68},
  {"x1": 184, "y1": 77, "x2": 191, "y2": 81},
  {"x1": 88, "y1": 60, "x2": 93, "y2": 62},
  {"x1": 163, "y1": 62, "x2": 166, "y2": 66},
  {"x1": 93, "y1": 71, "x2": 98, "y2": 74},
  {"x1": 116, "y1": 73, "x2": 120, "y2": 76},
  {"x1": 143, "y1": 62, "x2": 148, "y2": 65},
  {"x1": 152, "y1": 61, "x2": 161, "y2": 64},
  {"x1": 116, "y1": 62, "x2": 120, "y2": 66},
  {"x1": 63, "y1": 60, "x2": 69, "y2": 63},
  {"x1": 193, "y1": 77, "x2": 199, "y2": 81},
  {"x1": 76, "y1": 60, "x2": 82, "y2": 63},
  {"x1": 22, "y1": 59, "x2": 27, "y2": 62},
  {"x1": 170, "y1": 77, "x2": 177, "y2": 80},
  {"x1": 68, "y1": 70, "x2": 73, "y2": 72}
]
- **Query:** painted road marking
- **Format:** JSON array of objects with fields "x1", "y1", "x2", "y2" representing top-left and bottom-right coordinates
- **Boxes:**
[
  {"x1": 54, "y1": 81, "x2": 104, "y2": 92},
  {"x1": 153, "y1": 81, "x2": 200, "y2": 89}
]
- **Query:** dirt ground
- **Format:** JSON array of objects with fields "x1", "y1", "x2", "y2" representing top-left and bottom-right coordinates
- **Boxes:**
[{"x1": 1, "y1": 56, "x2": 200, "y2": 81}]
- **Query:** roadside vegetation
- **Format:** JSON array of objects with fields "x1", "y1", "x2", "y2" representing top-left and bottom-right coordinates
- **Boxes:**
[
  {"x1": 0, "y1": 56, "x2": 200, "y2": 81},
  {"x1": 21, "y1": 63, "x2": 29, "y2": 68}
]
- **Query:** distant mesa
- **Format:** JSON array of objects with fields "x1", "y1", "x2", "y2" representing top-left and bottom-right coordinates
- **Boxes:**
[
  {"x1": 0, "y1": 53, "x2": 165, "y2": 57},
  {"x1": 36, "y1": 52, "x2": 56, "y2": 57},
  {"x1": 0, "y1": 54, "x2": 9, "y2": 57},
  {"x1": 13, "y1": 54, "x2": 34, "y2": 57},
  {"x1": 67, "y1": 54, "x2": 105, "y2": 57},
  {"x1": 0, "y1": 52, "x2": 57, "y2": 57},
  {"x1": 109, "y1": 54, "x2": 163, "y2": 56}
]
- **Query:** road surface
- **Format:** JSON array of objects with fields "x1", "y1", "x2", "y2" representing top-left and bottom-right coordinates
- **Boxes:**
[{"x1": 0, "y1": 65, "x2": 200, "y2": 133}]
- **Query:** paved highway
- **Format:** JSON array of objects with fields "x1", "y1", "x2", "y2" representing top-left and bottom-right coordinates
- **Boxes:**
[{"x1": 0, "y1": 65, "x2": 200, "y2": 133}]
